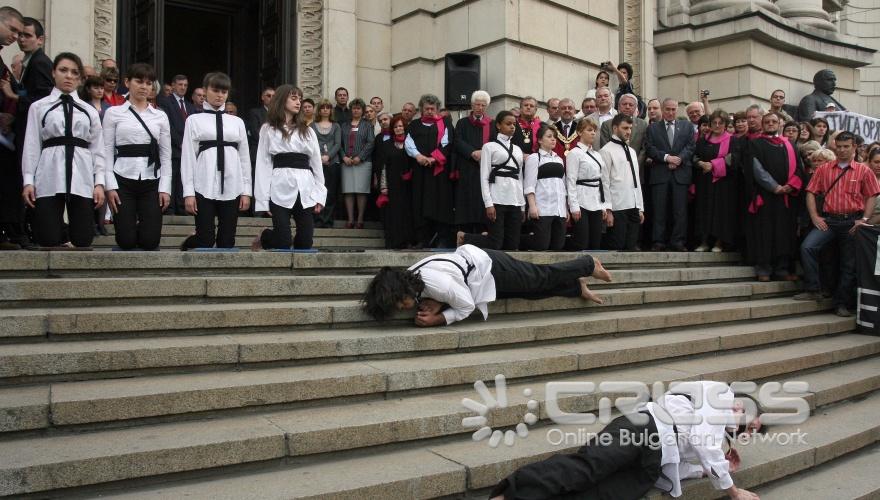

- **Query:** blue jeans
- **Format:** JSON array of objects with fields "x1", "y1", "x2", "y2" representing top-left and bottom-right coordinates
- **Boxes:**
[{"x1": 800, "y1": 215, "x2": 857, "y2": 308}]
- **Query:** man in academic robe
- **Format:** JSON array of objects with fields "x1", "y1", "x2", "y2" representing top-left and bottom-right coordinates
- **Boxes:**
[
  {"x1": 746, "y1": 112, "x2": 804, "y2": 281},
  {"x1": 553, "y1": 98, "x2": 580, "y2": 158},
  {"x1": 405, "y1": 94, "x2": 455, "y2": 248},
  {"x1": 511, "y1": 96, "x2": 541, "y2": 159},
  {"x1": 453, "y1": 90, "x2": 495, "y2": 234},
  {"x1": 645, "y1": 98, "x2": 695, "y2": 251}
]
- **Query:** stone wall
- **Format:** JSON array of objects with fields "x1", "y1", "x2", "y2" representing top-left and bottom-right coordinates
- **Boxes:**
[{"x1": 839, "y1": 0, "x2": 880, "y2": 116}]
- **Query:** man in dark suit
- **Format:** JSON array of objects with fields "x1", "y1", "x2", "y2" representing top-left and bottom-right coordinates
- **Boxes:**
[
  {"x1": 245, "y1": 86, "x2": 274, "y2": 214},
  {"x1": 645, "y1": 98, "x2": 695, "y2": 251},
  {"x1": 159, "y1": 74, "x2": 197, "y2": 215}
]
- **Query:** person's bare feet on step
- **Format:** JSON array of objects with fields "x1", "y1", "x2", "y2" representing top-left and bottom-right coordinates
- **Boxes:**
[
  {"x1": 578, "y1": 277, "x2": 604, "y2": 304},
  {"x1": 251, "y1": 231, "x2": 265, "y2": 252},
  {"x1": 591, "y1": 257, "x2": 612, "y2": 282},
  {"x1": 456, "y1": 231, "x2": 465, "y2": 247}
]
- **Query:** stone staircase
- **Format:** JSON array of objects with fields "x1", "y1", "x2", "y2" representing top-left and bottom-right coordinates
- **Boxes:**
[{"x1": 1, "y1": 220, "x2": 878, "y2": 498}]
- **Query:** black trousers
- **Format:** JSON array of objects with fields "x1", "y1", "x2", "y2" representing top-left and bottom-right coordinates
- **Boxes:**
[
  {"x1": 651, "y1": 179, "x2": 688, "y2": 246},
  {"x1": 489, "y1": 413, "x2": 662, "y2": 500},
  {"x1": 485, "y1": 248, "x2": 594, "y2": 299},
  {"x1": 181, "y1": 193, "x2": 239, "y2": 249},
  {"x1": 316, "y1": 162, "x2": 340, "y2": 226},
  {"x1": 261, "y1": 197, "x2": 315, "y2": 249},
  {"x1": 170, "y1": 156, "x2": 186, "y2": 215},
  {"x1": 113, "y1": 175, "x2": 163, "y2": 250},
  {"x1": 463, "y1": 204, "x2": 522, "y2": 250},
  {"x1": 608, "y1": 208, "x2": 641, "y2": 251},
  {"x1": 568, "y1": 208, "x2": 604, "y2": 250},
  {"x1": 33, "y1": 194, "x2": 94, "y2": 247},
  {"x1": 521, "y1": 216, "x2": 566, "y2": 251}
]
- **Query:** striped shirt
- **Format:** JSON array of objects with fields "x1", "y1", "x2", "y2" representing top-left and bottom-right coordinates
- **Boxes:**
[{"x1": 806, "y1": 161, "x2": 880, "y2": 215}]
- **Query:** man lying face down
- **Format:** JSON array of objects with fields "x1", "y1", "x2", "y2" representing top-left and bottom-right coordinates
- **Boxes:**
[
  {"x1": 362, "y1": 244, "x2": 612, "y2": 327},
  {"x1": 489, "y1": 380, "x2": 764, "y2": 500}
]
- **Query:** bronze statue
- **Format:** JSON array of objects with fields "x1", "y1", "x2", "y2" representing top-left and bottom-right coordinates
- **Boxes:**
[{"x1": 798, "y1": 69, "x2": 846, "y2": 121}]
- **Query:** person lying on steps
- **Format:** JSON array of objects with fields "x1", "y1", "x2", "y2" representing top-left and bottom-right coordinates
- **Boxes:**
[{"x1": 361, "y1": 244, "x2": 612, "y2": 327}]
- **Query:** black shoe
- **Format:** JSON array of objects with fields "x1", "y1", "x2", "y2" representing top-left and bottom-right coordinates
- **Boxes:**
[
  {"x1": 651, "y1": 243, "x2": 666, "y2": 251},
  {"x1": 671, "y1": 244, "x2": 687, "y2": 252},
  {"x1": 793, "y1": 291, "x2": 823, "y2": 301},
  {"x1": 834, "y1": 306, "x2": 854, "y2": 317}
]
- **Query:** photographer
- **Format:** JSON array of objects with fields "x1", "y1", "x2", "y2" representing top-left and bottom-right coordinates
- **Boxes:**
[{"x1": 601, "y1": 61, "x2": 645, "y2": 118}]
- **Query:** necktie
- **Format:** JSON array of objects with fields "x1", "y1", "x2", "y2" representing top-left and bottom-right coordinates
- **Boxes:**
[
  {"x1": 564, "y1": 123, "x2": 570, "y2": 136},
  {"x1": 60, "y1": 94, "x2": 75, "y2": 197},
  {"x1": 666, "y1": 121, "x2": 675, "y2": 146},
  {"x1": 611, "y1": 137, "x2": 639, "y2": 189},
  {"x1": 212, "y1": 110, "x2": 226, "y2": 193},
  {"x1": 178, "y1": 98, "x2": 187, "y2": 120}
]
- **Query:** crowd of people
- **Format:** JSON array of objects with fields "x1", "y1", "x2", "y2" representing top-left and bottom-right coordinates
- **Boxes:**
[{"x1": 1, "y1": 5, "x2": 879, "y2": 317}]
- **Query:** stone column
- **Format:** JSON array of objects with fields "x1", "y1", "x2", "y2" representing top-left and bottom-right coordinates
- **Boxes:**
[
  {"x1": 689, "y1": 0, "x2": 779, "y2": 16},
  {"x1": 776, "y1": 0, "x2": 836, "y2": 31}
]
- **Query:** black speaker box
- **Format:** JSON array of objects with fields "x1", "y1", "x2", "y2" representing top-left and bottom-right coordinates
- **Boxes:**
[{"x1": 444, "y1": 52, "x2": 480, "y2": 108}]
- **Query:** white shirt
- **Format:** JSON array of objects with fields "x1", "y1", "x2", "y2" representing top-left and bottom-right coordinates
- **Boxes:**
[
  {"x1": 404, "y1": 120, "x2": 450, "y2": 157},
  {"x1": 523, "y1": 149, "x2": 567, "y2": 218},
  {"x1": 181, "y1": 103, "x2": 252, "y2": 201},
  {"x1": 480, "y1": 134, "x2": 525, "y2": 208},
  {"x1": 254, "y1": 124, "x2": 327, "y2": 212},
  {"x1": 566, "y1": 142, "x2": 611, "y2": 212},
  {"x1": 592, "y1": 108, "x2": 618, "y2": 126},
  {"x1": 22, "y1": 88, "x2": 106, "y2": 199},
  {"x1": 640, "y1": 381, "x2": 737, "y2": 497},
  {"x1": 408, "y1": 245, "x2": 495, "y2": 325},
  {"x1": 103, "y1": 101, "x2": 173, "y2": 194},
  {"x1": 599, "y1": 135, "x2": 644, "y2": 211}
]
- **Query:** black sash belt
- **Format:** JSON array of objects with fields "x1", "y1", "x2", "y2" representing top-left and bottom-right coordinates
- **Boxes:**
[
  {"x1": 198, "y1": 140, "x2": 239, "y2": 155},
  {"x1": 198, "y1": 139, "x2": 239, "y2": 193},
  {"x1": 42, "y1": 137, "x2": 89, "y2": 149},
  {"x1": 116, "y1": 143, "x2": 161, "y2": 176},
  {"x1": 273, "y1": 152, "x2": 311, "y2": 170},
  {"x1": 576, "y1": 177, "x2": 606, "y2": 203},
  {"x1": 537, "y1": 162, "x2": 565, "y2": 180},
  {"x1": 489, "y1": 163, "x2": 519, "y2": 183}
]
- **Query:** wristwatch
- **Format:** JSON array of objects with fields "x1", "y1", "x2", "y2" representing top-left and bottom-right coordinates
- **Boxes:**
[{"x1": 861, "y1": 217, "x2": 870, "y2": 222}]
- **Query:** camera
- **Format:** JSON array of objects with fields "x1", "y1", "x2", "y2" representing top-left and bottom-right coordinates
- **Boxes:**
[
  {"x1": 600, "y1": 61, "x2": 612, "y2": 70},
  {"x1": 700, "y1": 89, "x2": 711, "y2": 97}
]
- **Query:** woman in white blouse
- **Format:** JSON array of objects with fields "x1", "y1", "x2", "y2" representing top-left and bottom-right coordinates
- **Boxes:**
[
  {"x1": 521, "y1": 124, "x2": 568, "y2": 251},
  {"x1": 179, "y1": 72, "x2": 251, "y2": 250},
  {"x1": 565, "y1": 118, "x2": 612, "y2": 250},
  {"x1": 457, "y1": 110, "x2": 524, "y2": 250},
  {"x1": 103, "y1": 63, "x2": 172, "y2": 250},
  {"x1": 251, "y1": 85, "x2": 326, "y2": 250},
  {"x1": 21, "y1": 52, "x2": 105, "y2": 248}
]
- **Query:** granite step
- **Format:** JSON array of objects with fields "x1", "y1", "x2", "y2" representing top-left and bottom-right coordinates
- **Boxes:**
[
  {"x1": 752, "y1": 442, "x2": 880, "y2": 499},
  {"x1": 159, "y1": 215, "x2": 384, "y2": 230},
  {"x1": 0, "y1": 281, "x2": 801, "y2": 339},
  {"x1": 0, "y1": 250, "x2": 742, "y2": 277},
  {"x1": 0, "y1": 266, "x2": 756, "y2": 307},
  {"x1": 2, "y1": 325, "x2": 867, "y2": 433},
  {"x1": 12, "y1": 369, "x2": 878, "y2": 499},
  {"x1": 0, "y1": 300, "x2": 843, "y2": 381},
  {"x1": 91, "y1": 234, "x2": 387, "y2": 249},
  {"x1": 106, "y1": 224, "x2": 385, "y2": 238}
]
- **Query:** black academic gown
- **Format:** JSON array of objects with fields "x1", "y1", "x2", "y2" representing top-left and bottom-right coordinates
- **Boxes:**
[
  {"x1": 407, "y1": 117, "x2": 455, "y2": 231},
  {"x1": 746, "y1": 137, "x2": 804, "y2": 270},
  {"x1": 733, "y1": 134, "x2": 758, "y2": 262},
  {"x1": 693, "y1": 135, "x2": 739, "y2": 246},
  {"x1": 381, "y1": 140, "x2": 415, "y2": 248},
  {"x1": 453, "y1": 116, "x2": 495, "y2": 226}
]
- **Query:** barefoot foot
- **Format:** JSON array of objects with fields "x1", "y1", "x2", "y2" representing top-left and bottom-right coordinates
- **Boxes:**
[
  {"x1": 579, "y1": 277, "x2": 605, "y2": 304},
  {"x1": 591, "y1": 257, "x2": 612, "y2": 283},
  {"x1": 251, "y1": 230, "x2": 265, "y2": 252},
  {"x1": 456, "y1": 231, "x2": 465, "y2": 247}
]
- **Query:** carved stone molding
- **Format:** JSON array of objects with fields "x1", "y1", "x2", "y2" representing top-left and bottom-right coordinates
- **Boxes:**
[
  {"x1": 94, "y1": 0, "x2": 114, "y2": 65},
  {"x1": 623, "y1": 0, "x2": 642, "y2": 94},
  {"x1": 298, "y1": 0, "x2": 324, "y2": 99}
]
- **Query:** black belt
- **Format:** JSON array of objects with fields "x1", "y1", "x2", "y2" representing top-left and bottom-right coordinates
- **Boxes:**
[
  {"x1": 273, "y1": 152, "x2": 311, "y2": 170},
  {"x1": 489, "y1": 163, "x2": 519, "y2": 183},
  {"x1": 116, "y1": 143, "x2": 161, "y2": 176},
  {"x1": 537, "y1": 162, "x2": 565, "y2": 180},
  {"x1": 576, "y1": 177, "x2": 605, "y2": 203},
  {"x1": 198, "y1": 140, "x2": 239, "y2": 193},
  {"x1": 43, "y1": 137, "x2": 89, "y2": 150},
  {"x1": 198, "y1": 140, "x2": 239, "y2": 155},
  {"x1": 824, "y1": 212, "x2": 861, "y2": 219}
]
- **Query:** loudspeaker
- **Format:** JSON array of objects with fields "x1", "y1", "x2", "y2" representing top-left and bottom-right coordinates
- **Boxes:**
[{"x1": 444, "y1": 52, "x2": 480, "y2": 108}]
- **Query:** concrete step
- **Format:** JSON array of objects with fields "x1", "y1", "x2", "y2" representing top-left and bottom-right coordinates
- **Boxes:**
[
  {"x1": 0, "y1": 322, "x2": 865, "y2": 433},
  {"x1": 160, "y1": 215, "x2": 384, "y2": 230},
  {"x1": 752, "y1": 442, "x2": 880, "y2": 499},
  {"x1": 0, "y1": 281, "x2": 802, "y2": 339},
  {"x1": 0, "y1": 300, "x2": 844, "y2": 381},
  {"x1": 0, "y1": 266, "x2": 756, "y2": 307},
  {"x1": 0, "y1": 250, "x2": 742, "y2": 277},
  {"x1": 91, "y1": 234, "x2": 387, "y2": 249},
  {"x1": 14, "y1": 373, "x2": 879, "y2": 499},
  {"x1": 106, "y1": 223, "x2": 386, "y2": 238}
]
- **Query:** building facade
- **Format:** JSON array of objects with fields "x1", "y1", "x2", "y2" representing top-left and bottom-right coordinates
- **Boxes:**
[{"x1": 3, "y1": 0, "x2": 878, "y2": 118}]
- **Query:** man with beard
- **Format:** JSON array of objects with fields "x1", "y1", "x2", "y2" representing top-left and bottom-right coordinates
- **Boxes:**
[
  {"x1": 553, "y1": 98, "x2": 580, "y2": 158},
  {"x1": 511, "y1": 96, "x2": 541, "y2": 158}
]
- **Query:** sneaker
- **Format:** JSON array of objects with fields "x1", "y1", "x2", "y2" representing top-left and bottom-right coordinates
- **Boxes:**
[
  {"x1": 793, "y1": 291, "x2": 823, "y2": 301},
  {"x1": 711, "y1": 246, "x2": 723, "y2": 253},
  {"x1": 834, "y1": 306, "x2": 853, "y2": 317},
  {"x1": 694, "y1": 244, "x2": 709, "y2": 252}
]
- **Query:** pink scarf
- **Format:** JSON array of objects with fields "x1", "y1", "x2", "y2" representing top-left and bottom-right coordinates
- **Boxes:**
[
  {"x1": 518, "y1": 116, "x2": 542, "y2": 154},
  {"x1": 705, "y1": 132, "x2": 732, "y2": 183},
  {"x1": 748, "y1": 135, "x2": 802, "y2": 213},
  {"x1": 421, "y1": 115, "x2": 447, "y2": 176}
]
